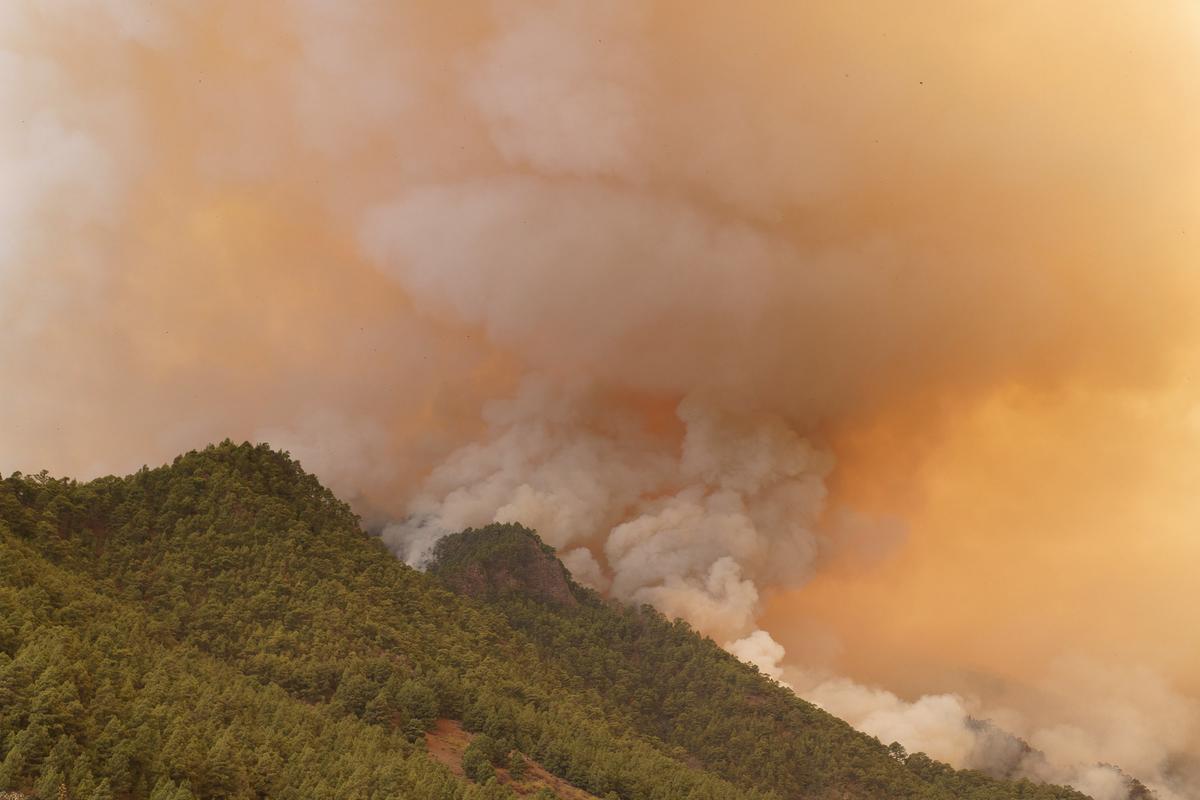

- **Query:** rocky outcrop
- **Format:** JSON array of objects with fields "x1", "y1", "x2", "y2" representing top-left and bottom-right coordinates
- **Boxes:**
[{"x1": 429, "y1": 523, "x2": 579, "y2": 607}]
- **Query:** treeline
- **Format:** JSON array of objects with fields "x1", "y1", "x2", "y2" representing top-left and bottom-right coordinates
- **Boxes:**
[
  {"x1": 0, "y1": 443, "x2": 1091, "y2": 800},
  {"x1": 431, "y1": 525, "x2": 1090, "y2": 800},
  {"x1": 0, "y1": 443, "x2": 765, "y2": 800}
]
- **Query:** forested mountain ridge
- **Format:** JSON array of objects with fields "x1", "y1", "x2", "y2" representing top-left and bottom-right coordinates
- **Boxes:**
[{"x1": 0, "y1": 442, "x2": 1091, "y2": 800}]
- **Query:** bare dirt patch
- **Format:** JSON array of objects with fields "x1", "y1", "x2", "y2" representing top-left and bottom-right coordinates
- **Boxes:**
[{"x1": 424, "y1": 719, "x2": 602, "y2": 799}]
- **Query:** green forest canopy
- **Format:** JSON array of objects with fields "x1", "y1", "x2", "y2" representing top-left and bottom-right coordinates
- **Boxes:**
[{"x1": 0, "y1": 442, "x2": 1092, "y2": 800}]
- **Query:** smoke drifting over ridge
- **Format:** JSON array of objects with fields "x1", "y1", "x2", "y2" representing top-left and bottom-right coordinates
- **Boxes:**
[{"x1": 2, "y1": 2, "x2": 1198, "y2": 798}]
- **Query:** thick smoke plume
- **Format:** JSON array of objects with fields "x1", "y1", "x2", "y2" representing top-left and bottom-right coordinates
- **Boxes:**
[
  {"x1": 2, "y1": 3, "x2": 1198, "y2": 798},
  {"x1": 385, "y1": 382, "x2": 837, "y2": 648}
]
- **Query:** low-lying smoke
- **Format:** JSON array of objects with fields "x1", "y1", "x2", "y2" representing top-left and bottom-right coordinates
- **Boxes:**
[
  {"x1": 797, "y1": 658, "x2": 1200, "y2": 800},
  {"x1": 3, "y1": 2, "x2": 1198, "y2": 797}
]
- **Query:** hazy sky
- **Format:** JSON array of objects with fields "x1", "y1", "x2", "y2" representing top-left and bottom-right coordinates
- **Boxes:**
[{"x1": 2, "y1": 3, "x2": 1198, "y2": 798}]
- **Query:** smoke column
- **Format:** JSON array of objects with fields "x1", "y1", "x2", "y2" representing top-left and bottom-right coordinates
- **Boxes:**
[{"x1": 2, "y1": 3, "x2": 1198, "y2": 797}]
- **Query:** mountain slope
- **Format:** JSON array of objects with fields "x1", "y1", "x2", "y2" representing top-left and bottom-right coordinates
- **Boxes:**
[
  {"x1": 0, "y1": 442, "x2": 1090, "y2": 800},
  {"x1": 429, "y1": 525, "x2": 1093, "y2": 800}
]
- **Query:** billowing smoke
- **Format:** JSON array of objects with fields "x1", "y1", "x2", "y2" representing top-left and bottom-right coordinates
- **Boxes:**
[
  {"x1": 384, "y1": 382, "x2": 835, "y2": 647},
  {"x1": 3, "y1": 2, "x2": 1198, "y2": 798},
  {"x1": 797, "y1": 658, "x2": 1200, "y2": 800}
]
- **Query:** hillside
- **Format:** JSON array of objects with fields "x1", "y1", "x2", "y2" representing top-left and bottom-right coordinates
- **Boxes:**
[{"x1": 0, "y1": 442, "x2": 1092, "y2": 800}]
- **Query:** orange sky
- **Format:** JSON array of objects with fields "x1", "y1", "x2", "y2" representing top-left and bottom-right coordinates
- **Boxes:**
[
  {"x1": 775, "y1": 378, "x2": 1200, "y2": 698},
  {"x1": 2, "y1": 2, "x2": 1198, "y2": 794}
]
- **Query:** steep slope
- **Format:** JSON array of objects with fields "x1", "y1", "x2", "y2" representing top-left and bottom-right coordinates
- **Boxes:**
[
  {"x1": 0, "y1": 443, "x2": 762, "y2": 800},
  {"x1": 430, "y1": 525, "x2": 1092, "y2": 800},
  {"x1": 0, "y1": 443, "x2": 1091, "y2": 800}
]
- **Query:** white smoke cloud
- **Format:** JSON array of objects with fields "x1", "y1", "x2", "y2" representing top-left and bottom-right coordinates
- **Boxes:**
[
  {"x1": 727, "y1": 629, "x2": 788, "y2": 681},
  {"x1": 381, "y1": 378, "x2": 674, "y2": 560},
  {"x1": 804, "y1": 678, "x2": 983, "y2": 766},
  {"x1": 798, "y1": 658, "x2": 1199, "y2": 800},
  {"x1": 382, "y1": 378, "x2": 839, "y2": 646},
  {"x1": 559, "y1": 546, "x2": 609, "y2": 592}
]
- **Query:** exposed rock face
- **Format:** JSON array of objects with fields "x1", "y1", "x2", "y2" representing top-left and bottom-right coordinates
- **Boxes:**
[{"x1": 429, "y1": 523, "x2": 579, "y2": 607}]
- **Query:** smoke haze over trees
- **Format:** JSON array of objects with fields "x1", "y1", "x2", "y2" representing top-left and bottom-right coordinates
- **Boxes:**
[
  {"x1": 0, "y1": 443, "x2": 1099, "y2": 800},
  {"x1": 1, "y1": 3, "x2": 1199, "y2": 798}
]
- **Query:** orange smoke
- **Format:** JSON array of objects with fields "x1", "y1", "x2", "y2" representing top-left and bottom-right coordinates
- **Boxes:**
[{"x1": 2, "y1": 3, "x2": 1198, "y2": 797}]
